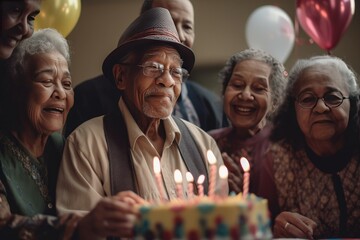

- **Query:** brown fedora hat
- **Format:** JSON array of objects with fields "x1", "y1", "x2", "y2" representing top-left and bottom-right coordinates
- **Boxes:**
[{"x1": 102, "y1": 7, "x2": 195, "y2": 81}]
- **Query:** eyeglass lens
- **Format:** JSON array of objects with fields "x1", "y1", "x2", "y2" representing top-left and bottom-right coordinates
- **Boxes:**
[
  {"x1": 297, "y1": 91, "x2": 346, "y2": 108},
  {"x1": 140, "y1": 62, "x2": 189, "y2": 82}
]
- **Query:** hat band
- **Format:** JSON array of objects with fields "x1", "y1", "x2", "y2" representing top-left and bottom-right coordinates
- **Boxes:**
[{"x1": 121, "y1": 28, "x2": 181, "y2": 45}]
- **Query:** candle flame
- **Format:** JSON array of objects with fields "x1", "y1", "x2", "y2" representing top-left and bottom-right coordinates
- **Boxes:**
[
  {"x1": 197, "y1": 174, "x2": 205, "y2": 184},
  {"x1": 240, "y1": 157, "x2": 250, "y2": 172},
  {"x1": 207, "y1": 150, "x2": 217, "y2": 164},
  {"x1": 174, "y1": 169, "x2": 183, "y2": 184},
  {"x1": 153, "y1": 157, "x2": 161, "y2": 174},
  {"x1": 219, "y1": 165, "x2": 228, "y2": 179},
  {"x1": 186, "y1": 172, "x2": 194, "y2": 182}
]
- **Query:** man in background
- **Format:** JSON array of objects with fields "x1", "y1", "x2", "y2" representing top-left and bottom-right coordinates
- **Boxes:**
[{"x1": 63, "y1": 0, "x2": 226, "y2": 137}]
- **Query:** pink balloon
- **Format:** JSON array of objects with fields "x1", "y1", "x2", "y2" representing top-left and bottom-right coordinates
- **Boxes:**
[{"x1": 296, "y1": 0, "x2": 355, "y2": 51}]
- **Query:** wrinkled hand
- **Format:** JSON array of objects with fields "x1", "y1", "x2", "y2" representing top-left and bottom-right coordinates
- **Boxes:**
[
  {"x1": 112, "y1": 190, "x2": 148, "y2": 206},
  {"x1": 77, "y1": 191, "x2": 147, "y2": 239},
  {"x1": 222, "y1": 152, "x2": 241, "y2": 193},
  {"x1": 273, "y1": 211, "x2": 317, "y2": 239}
]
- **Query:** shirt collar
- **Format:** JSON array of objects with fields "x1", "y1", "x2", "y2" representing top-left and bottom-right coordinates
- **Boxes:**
[{"x1": 118, "y1": 98, "x2": 181, "y2": 150}]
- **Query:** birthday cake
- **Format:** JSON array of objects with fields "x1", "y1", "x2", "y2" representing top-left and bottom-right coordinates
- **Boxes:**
[{"x1": 133, "y1": 193, "x2": 272, "y2": 240}]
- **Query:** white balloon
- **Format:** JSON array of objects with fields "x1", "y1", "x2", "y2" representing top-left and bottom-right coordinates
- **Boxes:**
[{"x1": 245, "y1": 5, "x2": 295, "y2": 63}]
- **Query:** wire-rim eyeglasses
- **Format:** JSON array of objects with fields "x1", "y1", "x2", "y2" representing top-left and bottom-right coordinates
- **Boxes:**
[
  {"x1": 296, "y1": 90, "x2": 349, "y2": 109},
  {"x1": 120, "y1": 61, "x2": 189, "y2": 83}
]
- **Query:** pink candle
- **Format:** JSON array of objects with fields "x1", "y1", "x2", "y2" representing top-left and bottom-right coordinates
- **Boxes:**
[
  {"x1": 240, "y1": 157, "x2": 250, "y2": 199},
  {"x1": 186, "y1": 172, "x2": 194, "y2": 199},
  {"x1": 174, "y1": 169, "x2": 184, "y2": 199},
  {"x1": 207, "y1": 150, "x2": 217, "y2": 198},
  {"x1": 153, "y1": 157, "x2": 166, "y2": 201},
  {"x1": 219, "y1": 165, "x2": 228, "y2": 198},
  {"x1": 197, "y1": 174, "x2": 205, "y2": 197}
]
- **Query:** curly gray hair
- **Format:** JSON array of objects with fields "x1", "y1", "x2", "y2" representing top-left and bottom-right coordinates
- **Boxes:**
[
  {"x1": 1, "y1": 28, "x2": 71, "y2": 130},
  {"x1": 8, "y1": 28, "x2": 70, "y2": 80},
  {"x1": 218, "y1": 48, "x2": 287, "y2": 119}
]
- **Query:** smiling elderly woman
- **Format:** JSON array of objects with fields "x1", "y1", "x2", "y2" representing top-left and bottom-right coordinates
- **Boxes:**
[
  {"x1": 208, "y1": 48, "x2": 287, "y2": 194},
  {"x1": 258, "y1": 55, "x2": 360, "y2": 238},
  {"x1": 1, "y1": 27, "x2": 73, "y2": 217},
  {"x1": 0, "y1": 28, "x2": 144, "y2": 240},
  {"x1": 0, "y1": 28, "x2": 80, "y2": 239}
]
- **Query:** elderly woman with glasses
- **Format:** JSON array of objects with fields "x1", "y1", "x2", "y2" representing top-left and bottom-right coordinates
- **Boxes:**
[{"x1": 258, "y1": 55, "x2": 360, "y2": 239}]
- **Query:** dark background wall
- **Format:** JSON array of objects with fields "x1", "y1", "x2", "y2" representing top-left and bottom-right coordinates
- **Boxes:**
[{"x1": 67, "y1": 0, "x2": 360, "y2": 96}]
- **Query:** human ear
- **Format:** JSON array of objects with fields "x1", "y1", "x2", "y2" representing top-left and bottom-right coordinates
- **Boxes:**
[{"x1": 113, "y1": 64, "x2": 126, "y2": 90}]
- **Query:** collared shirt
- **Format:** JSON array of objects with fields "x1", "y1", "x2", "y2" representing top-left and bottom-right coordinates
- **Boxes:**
[{"x1": 56, "y1": 98, "x2": 226, "y2": 214}]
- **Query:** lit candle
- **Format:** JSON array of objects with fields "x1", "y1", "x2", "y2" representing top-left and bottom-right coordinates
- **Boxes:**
[
  {"x1": 219, "y1": 165, "x2": 228, "y2": 198},
  {"x1": 207, "y1": 150, "x2": 217, "y2": 198},
  {"x1": 240, "y1": 157, "x2": 250, "y2": 199},
  {"x1": 174, "y1": 169, "x2": 184, "y2": 199},
  {"x1": 186, "y1": 172, "x2": 194, "y2": 199},
  {"x1": 153, "y1": 157, "x2": 166, "y2": 201},
  {"x1": 197, "y1": 174, "x2": 205, "y2": 197}
]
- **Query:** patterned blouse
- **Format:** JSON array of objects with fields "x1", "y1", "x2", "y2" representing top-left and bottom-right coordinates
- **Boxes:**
[
  {"x1": 0, "y1": 133, "x2": 81, "y2": 239},
  {"x1": 259, "y1": 142, "x2": 360, "y2": 238}
]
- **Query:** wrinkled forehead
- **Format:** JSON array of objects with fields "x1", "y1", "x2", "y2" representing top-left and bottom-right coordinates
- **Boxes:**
[{"x1": 141, "y1": 45, "x2": 183, "y2": 64}]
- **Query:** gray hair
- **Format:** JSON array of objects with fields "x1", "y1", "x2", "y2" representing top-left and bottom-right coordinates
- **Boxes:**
[
  {"x1": 1, "y1": 28, "x2": 70, "y2": 131},
  {"x1": 286, "y1": 55, "x2": 359, "y2": 97},
  {"x1": 271, "y1": 55, "x2": 360, "y2": 149},
  {"x1": 8, "y1": 28, "x2": 70, "y2": 80},
  {"x1": 218, "y1": 48, "x2": 287, "y2": 119}
]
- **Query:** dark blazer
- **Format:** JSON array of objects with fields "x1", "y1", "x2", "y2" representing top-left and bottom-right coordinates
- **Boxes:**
[{"x1": 64, "y1": 74, "x2": 226, "y2": 137}]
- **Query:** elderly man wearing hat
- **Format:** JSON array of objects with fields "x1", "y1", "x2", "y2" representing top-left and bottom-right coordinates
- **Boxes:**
[
  {"x1": 63, "y1": 0, "x2": 226, "y2": 138},
  {"x1": 56, "y1": 7, "x2": 227, "y2": 238}
]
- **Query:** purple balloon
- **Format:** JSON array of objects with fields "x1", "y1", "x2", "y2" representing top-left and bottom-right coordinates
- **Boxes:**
[{"x1": 296, "y1": 0, "x2": 355, "y2": 51}]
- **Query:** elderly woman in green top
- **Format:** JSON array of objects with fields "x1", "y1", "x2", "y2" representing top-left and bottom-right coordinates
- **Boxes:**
[
  {"x1": 0, "y1": 27, "x2": 78, "y2": 239},
  {"x1": 0, "y1": 28, "x2": 144, "y2": 240},
  {"x1": 1, "y1": 27, "x2": 74, "y2": 217}
]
